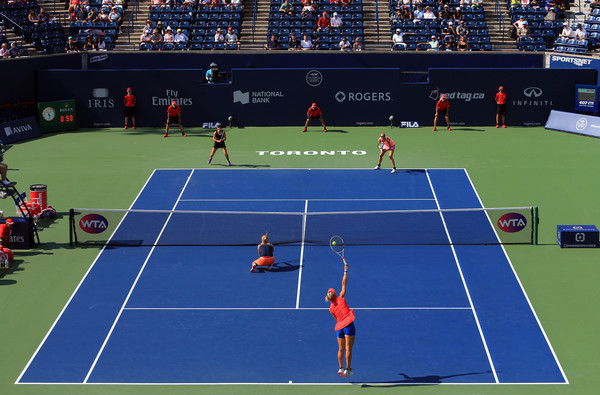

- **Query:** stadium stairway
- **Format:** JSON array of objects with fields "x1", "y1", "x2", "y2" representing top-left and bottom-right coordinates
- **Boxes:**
[{"x1": 482, "y1": 0, "x2": 515, "y2": 50}]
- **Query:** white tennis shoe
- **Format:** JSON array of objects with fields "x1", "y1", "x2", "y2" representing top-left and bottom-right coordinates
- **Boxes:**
[
  {"x1": 338, "y1": 368, "x2": 346, "y2": 377},
  {"x1": 391, "y1": 168, "x2": 397, "y2": 173},
  {"x1": 344, "y1": 368, "x2": 353, "y2": 377},
  {"x1": 373, "y1": 165, "x2": 380, "y2": 170}
]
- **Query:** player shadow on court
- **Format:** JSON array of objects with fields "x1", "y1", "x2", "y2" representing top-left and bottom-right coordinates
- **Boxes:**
[
  {"x1": 211, "y1": 163, "x2": 271, "y2": 168},
  {"x1": 253, "y1": 260, "x2": 300, "y2": 273},
  {"x1": 450, "y1": 127, "x2": 485, "y2": 132},
  {"x1": 358, "y1": 370, "x2": 493, "y2": 387}
]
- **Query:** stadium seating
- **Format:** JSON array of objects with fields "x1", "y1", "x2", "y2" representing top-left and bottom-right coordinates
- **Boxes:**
[
  {"x1": 390, "y1": 1, "x2": 492, "y2": 51},
  {"x1": 267, "y1": 0, "x2": 364, "y2": 51}
]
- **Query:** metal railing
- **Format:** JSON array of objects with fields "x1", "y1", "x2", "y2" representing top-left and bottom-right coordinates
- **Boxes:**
[
  {"x1": 127, "y1": 0, "x2": 140, "y2": 45},
  {"x1": 252, "y1": 0, "x2": 258, "y2": 43},
  {"x1": 495, "y1": 0, "x2": 506, "y2": 44},
  {"x1": 0, "y1": 12, "x2": 28, "y2": 52}
]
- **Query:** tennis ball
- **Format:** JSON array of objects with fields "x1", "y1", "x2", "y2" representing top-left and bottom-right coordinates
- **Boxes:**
[{"x1": 332, "y1": 241, "x2": 337, "y2": 246}]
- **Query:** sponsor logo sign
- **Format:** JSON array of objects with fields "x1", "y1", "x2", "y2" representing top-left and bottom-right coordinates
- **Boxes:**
[
  {"x1": 88, "y1": 88, "x2": 115, "y2": 109},
  {"x1": 79, "y1": 214, "x2": 109, "y2": 234},
  {"x1": 152, "y1": 89, "x2": 193, "y2": 106},
  {"x1": 428, "y1": 88, "x2": 485, "y2": 102},
  {"x1": 0, "y1": 117, "x2": 42, "y2": 143},
  {"x1": 233, "y1": 90, "x2": 284, "y2": 104},
  {"x1": 497, "y1": 213, "x2": 527, "y2": 233},
  {"x1": 335, "y1": 91, "x2": 392, "y2": 103},
  {"x1": 306, "y1": 70, "x2": 323, "y2": 87}
]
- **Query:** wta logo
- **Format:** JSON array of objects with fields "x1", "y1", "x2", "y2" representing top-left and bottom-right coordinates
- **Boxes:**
[
  {"x1": 497, "y1": 213, "x2": 527, "y2": 233},
  {"x1": 79, "y1": 214, "x2": 109, "y2": 234}
]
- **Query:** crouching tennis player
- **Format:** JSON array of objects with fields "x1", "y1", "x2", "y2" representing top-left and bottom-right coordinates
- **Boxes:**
[
  {"x1": 251, "y1": 234, "x2": 275, "y2": 272},
  {"x1": 326, "y1": 263, "x2": 356, "y2": 377}
]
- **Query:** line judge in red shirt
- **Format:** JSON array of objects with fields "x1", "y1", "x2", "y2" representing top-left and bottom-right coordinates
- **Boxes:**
[
  {"x1": 495, "y1": 86, "x2": 507, "y2": 128},
  {"x1": 325, "y1": 263, "x2": 355, "y2": 378},
  {"x1": 123, "y1": 87, "x2": 136, "y2": 130},
  {"x1": 303, "y1": 102, "x2": 327, "y2": 132},
  {"x1": 0, "y1": 218, "x2": 13, "y2": 248},
  {"x1": 164, "y1": 100, "x2": 187, "y2": 137},
  {"x1": 433, "y1": 94, "x2": 451, "y2": 131}
]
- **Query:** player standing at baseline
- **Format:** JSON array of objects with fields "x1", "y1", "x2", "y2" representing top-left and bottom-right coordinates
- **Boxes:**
[
  {"x1": 373, "y1": 132, "x2": 397, "y2": 173},
  {"x1": 325, "y1": 263, "x2": 356, "y2": 378},
  {"x1": 433, "y1": 94, "x2": 451, "y2": 131},
  {"x1": 495, "y1": 86, "x2": 507, "y2": 128},
  {"x1": 207, "y1": 123, "x2": 231, "y2": 166}
]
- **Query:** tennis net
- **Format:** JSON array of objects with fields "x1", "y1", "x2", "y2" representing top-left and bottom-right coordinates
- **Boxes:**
[{"x1": 69, "y1": 206, "x2": 538, "y2": 247}]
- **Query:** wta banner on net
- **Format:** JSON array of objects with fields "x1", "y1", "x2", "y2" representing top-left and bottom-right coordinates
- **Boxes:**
[{"x1": 545, "y1": 110, "x2": 600, "y2": 138}]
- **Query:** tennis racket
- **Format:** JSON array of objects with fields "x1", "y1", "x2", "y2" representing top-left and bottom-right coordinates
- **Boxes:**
[
  {"x1": 330, "y1": 235, "x2": 347, "y2": 264},
  {"x1": 378, "y1": 142, "x2": 389, "y2": 151}
]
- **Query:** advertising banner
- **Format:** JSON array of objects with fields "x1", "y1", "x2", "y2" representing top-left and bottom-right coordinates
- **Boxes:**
[
  {"x1": 37, "y1": 68, "x2": 596, "y2": 127},
  {"x1": 0, "y1": 116, "x2": 42, "y2": 144},
  {"x1": 545, "y1": 110, "x2": 600, "y2": 138}
]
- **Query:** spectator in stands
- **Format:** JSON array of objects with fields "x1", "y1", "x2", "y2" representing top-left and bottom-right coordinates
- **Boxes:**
[
  {"x1": 0, "y1": 219, "x2": 13, "y2": 248},
  {"x1": 209, "y1": 0, "x2": 220, "y2": 7},
  {"x1": 97, "y1": 9, "x2": 110, "y2": 23},
  {"x1": 289, "y1": 33, "x2": 301, "y2": 50},
  {"x1": 442, "y1": 22, "x2": 456, "y2": 49},
  {"x1": 75, "y1": 5, "x2": 87, "y2": 21},
  {"x1": 453, "y1": 7, "x2": 462, "y2": 22},
  {"x1": 575, "y1": 24, "x2": 587, "y2": 39},
  {"x1": 265, "y1": 34, "x2": 279, "y2": 50},
  {"x1": 423, "y1": 6, "x2": 436, "y2": 20},
  {"x1": 174, "y1": 28, "x2": 188, "y2": 44},
  {"x1": 318, "y1": 12, "x2": 331, "y2": 31},
  {"x1": 510, "y1": 0, "x2": 521, "y2": 8},
  {"x1": 206, "y1": 62, "x2": 220, "y2": 83},
  {"x1": 456, "y1": 20, "x2": 468, "y2": 36},
  {"x1": 413, "y1": 5, "x2": 424, "y2": 20},
  {"x1": 0, "y1": 43, "x2": 9, "y2": 59},
  {"x1": 65, "y1": 36, "x2": 79, "y2": 52},
  {"x1": 280, "y1": 0, "x2": 293, "y2": 16},
  {"x1": 83, "y1": 35, "x2": 96, "y2": 51},
  {"x1": 392, "y1": 28, "x2": 407, "y2": 49},
  {"x1": 400, "y1": 6, "x2": 412, "y2": 20},
  {"x1": 545, "y1": 7, "x2": 557, "y2": 21},
  {"x1": 301, "y1": 0, "x2": 315, "y2": 18},
  {"x1": 151, "y1": 28, "x2": 163, "y2": 45},
  {"x1": 439, "y1": 5, "x2": 452, "y2": 21},
  {"x1": 457, "y1": 34, "x2": 468, "y2": 51},
  {"x1": 28, "y1": 9, "x2": 39, "y2": 24},
  {"x1": 340, "y1": 0, "x2": 351, "y2": 7},
  {"x1": 156, "y1": 21, "x2": 166, "y2": 35},
  {"x1": 460, "y1": 0, "x2": 471, "y2": 5},
  {"x1": 141, "y1": 29, "x2": 152, "y2": 42},
  {"x1": 150, "y1": 0, "x2": 163, "y2": 9},
  {"x1": 96, "y1": 36, "x2": 107, "y2": 51},
  {"x1": 591, "y1": 0, "x2": 600, "y2": 9},
  {"x1": 516, "y1": 20, "x2": 530, "y2": 39},
  {"x1": 560, "y1": 22, "x2": 574, "y2": 38},
  {"x1": 390, "y1": 8, "x2": 403, "y2": 24},
  {"x1": 182, "y1": 0, "x2": 196, "y2": 10},
  {"x1": 164, "y1": 26, "x2": 175, "y2": 43},
  {"x1": 230, "y1": 0, "x2": 244, "y2": 12},
  {"x1": 339, "y1": 36, "x2": 351, "y2": 51},
  {"x1": 353, "y1": 37, "x2": 363, "y2": 51},
  {"x1": 331, "y1": 12, "x2": 343, "y2": 28},
  {"x1": 513, "y1": 16, "x2": 526, "y2": 31},
  {"x1": 214, "y1": 28, "x2": 226, "y2": 43},
  {"x1": 86, "y1": 6, "x2": 98, "y2": 21},
  {"x1": 428, "y1": 35, "x2": 440, "y2": 50},
  {"x1": 38, "y1": 7, "x2": 51, "y2": 24},
  {"x1": 301, "y1": 34, "x2": 313, "y2": 50},
  {"x1": 110, "y1": 8, "x2": 123, "y2": 34},
  {"x1": 472, "y1": 0, "x2": 483, "y2": 8},
  {"x1": 226, "y1": 27, "x2": 240, "y2": 49},
  {"x1": 553, "y1": 0, "x2": 566, "y2": 12}
]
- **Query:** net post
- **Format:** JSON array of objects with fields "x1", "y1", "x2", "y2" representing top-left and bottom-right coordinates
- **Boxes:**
[
  {"x1": 533, "y1": 206, "x2": 539, "y2": 245},
  {"x1": 69, "y1": 208, "x2": 75, "y2": 247}
]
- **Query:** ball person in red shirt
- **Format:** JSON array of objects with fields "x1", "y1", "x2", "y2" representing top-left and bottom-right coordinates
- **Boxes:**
[
  {"x1": 164, "y1": 100, "x2": 187, "y2": 137},
  {"x1": 325, "y1": 263, "x2": 356, "y2": 378},
  {"x1": 123, "y1": 87, "x2": 136, "y2": 130},
  {"x1": 495, "y1": 86, "x2": 507, "y2": 128},
  {"x1": 433, "y1": 94, "x2": 451, "y2": 131},
  {"x1": 0, "y1": 218, "x2": 14, "y2": 248},
  {"x1": 303, "y1": 102, "x2": 327, "y2": 133}
]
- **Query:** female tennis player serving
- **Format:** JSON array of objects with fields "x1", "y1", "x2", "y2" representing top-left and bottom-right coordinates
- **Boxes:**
[
  {"x1": 325, "y1": 263, "x2": 355, "y2": 377},
  {"x1": 373, "y1": 133, "x2": 397, "y2": 173}
]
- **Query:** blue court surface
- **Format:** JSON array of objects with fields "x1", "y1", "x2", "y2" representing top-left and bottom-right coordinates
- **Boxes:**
[{"x1": 17, "y1": 169, "x2": 567, "y2": 385}]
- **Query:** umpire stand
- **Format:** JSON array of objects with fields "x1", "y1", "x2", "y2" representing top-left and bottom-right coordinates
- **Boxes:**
[{"x1": 0, "y1": 181, "x2": 40, "y2": 248}]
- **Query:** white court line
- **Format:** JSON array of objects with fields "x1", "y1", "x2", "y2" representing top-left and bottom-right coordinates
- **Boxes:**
[
  {"x1": 82, "y1": 169, "x2": 196, "y2": 384},
  {"x1": 15, "y1": 170, "x2": 159, "y2": 385},
  {"x1": 425, "y1": 169, "x2": 499, "y2": 384},
  {"x1": 179, "y1": 198, "x2": 436, "y2": 202},
  {"x1": 295, "y1": 200, "x2": 308, "y2": 309},
  {"x1": 462, "y1": 169, "x2": 569, "y2": 384},
  {"x1": 122, "y1": 307, "x2": 472, "y2": 311}
]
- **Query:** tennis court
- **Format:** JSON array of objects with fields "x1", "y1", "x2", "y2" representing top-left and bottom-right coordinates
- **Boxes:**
[{"x1": 17, "y1": 168, "x2": 567, "y2": 385}]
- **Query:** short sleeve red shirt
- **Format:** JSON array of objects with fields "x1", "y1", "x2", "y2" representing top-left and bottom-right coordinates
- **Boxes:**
[
  {"x1": 495, "y1": 92, "x2": 507, "y2": 105},
  {"x1": 318, "y1": 17, "x2": 331, "y2": 28},
  {"x1": 0, "y1": 224, "x2": 11, "y2": 240},
  {"x1": 167, "y1": 105, "x2": 181, "y2": 116},
  {"x1": 436, "y1": 99, "x2": 450, "y2": 111},
  {"x1": 307, "y1": 106, "x2": 322, "y2": 117},
  {"x1": 124, "y1": 94, "x2": 136, "y2": 107}
]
